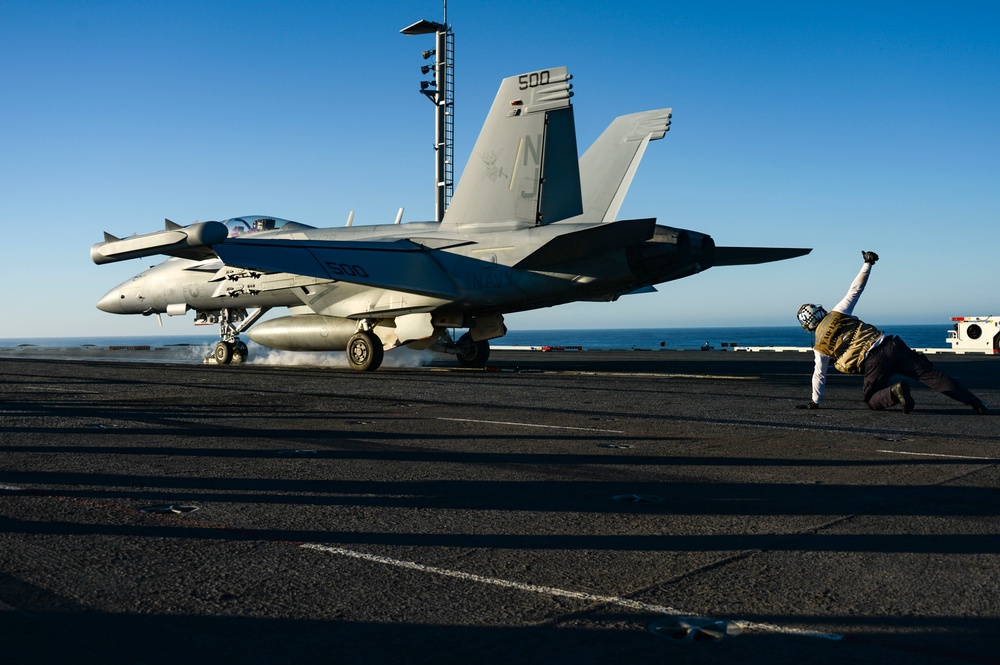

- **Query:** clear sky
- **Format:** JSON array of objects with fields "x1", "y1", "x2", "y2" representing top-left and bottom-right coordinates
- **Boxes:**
[{"x1": 2, "y1": 1, "x2": 997, "y2": 339}]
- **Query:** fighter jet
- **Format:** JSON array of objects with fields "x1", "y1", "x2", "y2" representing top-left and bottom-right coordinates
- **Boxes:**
[{"x1": 93, "y1": 66, "x2": 810, "y2": 370}]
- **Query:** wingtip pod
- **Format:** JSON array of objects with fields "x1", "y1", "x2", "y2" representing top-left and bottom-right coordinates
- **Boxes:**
[{"x1": 91, "y1": 221, "x2": 229, "y2": 264}]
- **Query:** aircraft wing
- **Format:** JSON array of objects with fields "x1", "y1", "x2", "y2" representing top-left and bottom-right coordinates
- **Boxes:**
[
  {"x1": 213, "y1": 237, "x2": 460, "y2": 299},
  {"x1": 713, "y1": 246, "x2": 812, "y2": 266}
]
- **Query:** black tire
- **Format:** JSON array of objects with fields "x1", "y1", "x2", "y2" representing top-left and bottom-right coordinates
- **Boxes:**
[
  {"x1": 456, "y1": 333, "x2": 490, "y2": 368},
  {"x1": 346, "y1": 331, "x2": 384, "y2": 371},
  {"x1": 213, "y1": 341, "x2": 233, "y2": 365},
  {"x1": 231, "y1": 341, "x2": 249, "y2": 364}
]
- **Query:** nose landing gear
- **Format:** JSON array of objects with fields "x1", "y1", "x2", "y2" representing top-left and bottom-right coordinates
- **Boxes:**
[
  {"x1": 212, "y1": 339, "x2": 249, "y2": 365},
  {"x1": 199, "y1": 307, "x2": 268, "y2": 365}
]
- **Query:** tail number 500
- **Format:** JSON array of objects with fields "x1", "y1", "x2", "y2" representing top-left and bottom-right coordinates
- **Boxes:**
[{"x1": 518, "y1": 70, "x2": 550, "y2": 90}]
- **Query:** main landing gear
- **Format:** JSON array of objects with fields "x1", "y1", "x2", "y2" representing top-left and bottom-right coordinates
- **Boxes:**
[
  {"x1": 455, "y1": 332, "x2": 490, "y2": 368},
  {"x1": 346, "y1": 329, "x2": 385, "y2": 371}
]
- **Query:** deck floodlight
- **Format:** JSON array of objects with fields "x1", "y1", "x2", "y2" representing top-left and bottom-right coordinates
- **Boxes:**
[
  {"x1": 400, "y1": 19, "x2": 446, "y2": 35},
  {"x1": 401, "y1": 8, "x2": 454, "y2": 222}
]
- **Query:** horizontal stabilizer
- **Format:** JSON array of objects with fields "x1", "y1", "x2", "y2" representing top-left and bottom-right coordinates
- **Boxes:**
[
  {"x1": 214, "y1": 237, "x2": 459, "y2": 299},
  {"x1": 514, "y1": 218, "x2": 656, "y2": 270},
  {"x1": 714, "y1": 246, "x2": 812, "y2": 266}
]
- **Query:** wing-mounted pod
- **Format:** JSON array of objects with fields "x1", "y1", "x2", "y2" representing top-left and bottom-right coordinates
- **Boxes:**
[{"x1": 91, "y1": 220, "x2": 229, "y2": 264}]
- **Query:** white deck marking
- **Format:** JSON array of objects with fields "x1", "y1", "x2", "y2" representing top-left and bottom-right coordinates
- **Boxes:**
[
  {"x1": 875, "y1": 449, "x2": 996, "y2": 461},
  {"x1": 301, "y1": 543, "x2": 843, "y2": 641},
  {"x1": 437, "y1": 417, "x2": 624, "y2": 434}
]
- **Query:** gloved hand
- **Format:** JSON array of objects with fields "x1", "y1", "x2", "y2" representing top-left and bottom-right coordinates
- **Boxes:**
[
  {"x1": 795, "y1": 401, "x2": 819, "y2": 410},
  {"x1": 862, "y1": 250, "x2": 879, "y2": 265}
]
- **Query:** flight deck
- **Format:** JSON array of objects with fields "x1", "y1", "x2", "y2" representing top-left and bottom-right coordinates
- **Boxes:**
[{"x1": 0, "y1": 351, "x2": 997, "y2": 664}]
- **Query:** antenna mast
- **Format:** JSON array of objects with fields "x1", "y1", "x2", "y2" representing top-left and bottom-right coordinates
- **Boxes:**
[{"x1": 400, "y1": 2, "x2": 454, "y2": 222}]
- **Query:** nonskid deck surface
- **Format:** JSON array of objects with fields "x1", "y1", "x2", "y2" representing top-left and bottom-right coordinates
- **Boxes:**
[{"x1": 1, "y1": 352, "x2": 997, "y2": 664}]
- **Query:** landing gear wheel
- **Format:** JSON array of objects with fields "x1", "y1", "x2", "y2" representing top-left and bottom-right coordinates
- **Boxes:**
[
  {"x1": 346, "y1": 331, "x2": 384, "y2": 371},
  {"x1": 456, "y1": 333, "x2": 490, "y2": 368},
  {"x1": 213, "y1": 341, "x2": 233, "y2": 365},
  {"x1": 231, "y1": 341, "x2": 249, "y2": 364}
]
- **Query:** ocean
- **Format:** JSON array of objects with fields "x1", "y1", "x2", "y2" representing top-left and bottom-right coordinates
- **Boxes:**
[
  {"x1": 501, "y1": 324, "x2": 952, "y2": 350},
  {"x1": 0, "y1": 324, "x2": 956, "y2": 352}
]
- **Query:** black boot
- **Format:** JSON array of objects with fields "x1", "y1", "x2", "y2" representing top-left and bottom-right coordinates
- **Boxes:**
[
  {"x1": 890, "y1": 382, "x2": 914, "y2": 414},
  {"x1": 971, "y1": 400, "x2": 990, "y2": 415}
]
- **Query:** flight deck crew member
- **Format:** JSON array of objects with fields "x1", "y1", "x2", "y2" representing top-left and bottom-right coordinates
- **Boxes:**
[{"x1": 795, "y1": 251, "x2": 989, "y2": 414}]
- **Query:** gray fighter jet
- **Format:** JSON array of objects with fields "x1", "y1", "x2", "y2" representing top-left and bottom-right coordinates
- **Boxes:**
[{"x1": 93, "y1": 67, "x2": 810, "y2": 370}]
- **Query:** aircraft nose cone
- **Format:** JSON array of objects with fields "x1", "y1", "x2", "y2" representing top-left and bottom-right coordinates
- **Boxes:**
[{"x1": 97, "y1": 288, "x2": 124, "y2": 313}]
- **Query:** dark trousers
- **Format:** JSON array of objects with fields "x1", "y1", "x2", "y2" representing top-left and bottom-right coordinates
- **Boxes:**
[{"x1": 863, "y1": 336, "x2": 978, "y2": 410}]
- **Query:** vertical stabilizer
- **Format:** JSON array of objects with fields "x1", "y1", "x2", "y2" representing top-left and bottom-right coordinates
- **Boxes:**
[
  {"x1": 442, "y1": 67, "x2": 581, "y2": 231},
  {"x1": 577, "y1": 109, "x2": 672, "y2": 222}
]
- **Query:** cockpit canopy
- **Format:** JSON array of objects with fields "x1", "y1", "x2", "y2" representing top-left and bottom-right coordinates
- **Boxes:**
[{"x1": 223, "y1": 216, "x2": 297, "y2": 238}]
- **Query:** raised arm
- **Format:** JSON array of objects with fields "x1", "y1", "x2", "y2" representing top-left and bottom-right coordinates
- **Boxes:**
[{"x1": 832, "y1": 251, "x2": 878, "y2": 315}]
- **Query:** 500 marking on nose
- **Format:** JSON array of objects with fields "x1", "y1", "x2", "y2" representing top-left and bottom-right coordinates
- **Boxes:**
[{"x1": 325, "y1": 262, "x2": 369, "y2": 278}]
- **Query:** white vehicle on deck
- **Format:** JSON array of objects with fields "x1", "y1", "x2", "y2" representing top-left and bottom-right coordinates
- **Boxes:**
[{"x1": 946, "y1": 317, "x2": 1000, "y2": 354}]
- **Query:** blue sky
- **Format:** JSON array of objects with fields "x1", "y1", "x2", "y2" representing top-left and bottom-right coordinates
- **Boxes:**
[{"x1": 2, "y1": 1, "x2": 997, "y2": 338}]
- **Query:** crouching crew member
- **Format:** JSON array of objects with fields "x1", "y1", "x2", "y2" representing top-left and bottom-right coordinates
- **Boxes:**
[{"x1": 796, "y1": 251, "x2": 989, "y2": 414}]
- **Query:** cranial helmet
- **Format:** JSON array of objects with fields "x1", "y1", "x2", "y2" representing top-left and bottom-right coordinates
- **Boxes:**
[{"x1": 797, "y1": 303, "x2": 828, "y2": 331}]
